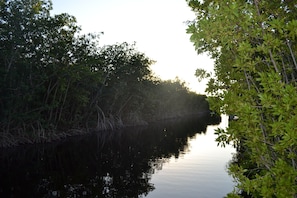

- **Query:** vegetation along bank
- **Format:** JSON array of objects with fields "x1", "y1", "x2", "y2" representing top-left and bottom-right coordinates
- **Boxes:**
[
  {"x1": 187, "y1": 0, "x2": 297, "y2": 197},
  {"x1": 0, "y1": 0, "x2": 210, "y2": 147}
]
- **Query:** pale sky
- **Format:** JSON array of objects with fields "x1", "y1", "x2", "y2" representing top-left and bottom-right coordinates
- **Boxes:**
[{"x1": 51, "y1": 0, "x2": 214, "y2": 94}]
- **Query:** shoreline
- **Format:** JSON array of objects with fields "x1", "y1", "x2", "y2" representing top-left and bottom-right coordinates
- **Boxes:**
[{"x1": 0, "y1": 111, "x2": 215, "y2": 149}]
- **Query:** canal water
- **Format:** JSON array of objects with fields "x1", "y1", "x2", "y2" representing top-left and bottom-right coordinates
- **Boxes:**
[
  {"x1": 0, "y1": 115, "x2": 235, "y2": 197},
  {"x1": 145, "y1": 115, "x2": 235, "y2": 198}
]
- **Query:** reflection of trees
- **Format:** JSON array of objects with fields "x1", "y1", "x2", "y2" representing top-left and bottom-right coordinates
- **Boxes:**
[{"x1": 0, "y1": 115, "x2": 220, "y2": 197}]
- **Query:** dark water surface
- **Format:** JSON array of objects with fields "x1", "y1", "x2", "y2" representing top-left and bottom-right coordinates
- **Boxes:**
[{"x1": 0, "y1": 115, "x2": 234, "y2": 197}]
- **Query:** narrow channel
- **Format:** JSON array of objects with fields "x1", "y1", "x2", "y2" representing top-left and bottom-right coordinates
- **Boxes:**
[
  {"x1": 0, "y1": 114, "x2": 235, "y2": 197},
  {"x1": 146, "y1": 115, "x2": 235, "y2": 198}
]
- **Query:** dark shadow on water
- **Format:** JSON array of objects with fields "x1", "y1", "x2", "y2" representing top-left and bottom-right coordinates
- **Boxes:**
[{"x1": 0, "y1": 114, "x2": 221, "y2": 197}]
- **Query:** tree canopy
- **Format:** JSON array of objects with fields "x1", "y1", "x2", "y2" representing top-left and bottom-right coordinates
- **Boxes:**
[
  {"x1": 187, "y1": 0, "x2": 297, "y2": 197},
  {"x1": 0, "y1": 0, "x2": 209, "y2": 147}
]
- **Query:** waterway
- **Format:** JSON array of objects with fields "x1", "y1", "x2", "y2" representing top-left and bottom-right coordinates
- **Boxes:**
[
  {"x1": 0, "y1": 114, "x2": 235, "y2": 197},
  {"x1": 146, "y1": 115, "x2": 235, "y2": 198}
]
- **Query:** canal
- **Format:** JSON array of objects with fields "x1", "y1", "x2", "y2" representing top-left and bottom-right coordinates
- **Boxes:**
[{"x1": 0, "y1": 114, "x2": 235, "y2": 197}]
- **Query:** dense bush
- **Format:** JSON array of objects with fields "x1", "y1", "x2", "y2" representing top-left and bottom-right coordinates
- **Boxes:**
[
  {"x1": 0, "y1": 0, "x2": 209, "y2": 147},
  {"x1": 187, "y1": 0, "x2": 297, "y2": 197}
]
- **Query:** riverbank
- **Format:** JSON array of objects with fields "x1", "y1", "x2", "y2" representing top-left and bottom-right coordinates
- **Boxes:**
[
  {"x1": 0, "y1": 111, "x2": 216, "y2": 148},
  {"x1": 0, "y1": 113, "x2": 231, "y2": 198}
]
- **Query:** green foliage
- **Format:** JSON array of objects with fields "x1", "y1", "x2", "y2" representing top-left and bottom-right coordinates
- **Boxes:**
[
  {"x1": 195, "y1": 68, "x2": 211, "y2": 82},
  {"x1": 142, "y1": 78, "x2": 209, "y2": 121},
  {"x1": 0, "y1": 0, "x2": 209, "y2": 147},
  {"x1": 187, "y1": 0, "x2": 297, "y2": 197}
]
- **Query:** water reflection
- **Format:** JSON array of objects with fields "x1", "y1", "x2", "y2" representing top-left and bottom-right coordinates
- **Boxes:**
[
  {"x1": 146, "y1": 115, "x2": 234, "y2": 198},
  {"x1": 0, "y1": 115, "x2": 221, "y2": 197}
]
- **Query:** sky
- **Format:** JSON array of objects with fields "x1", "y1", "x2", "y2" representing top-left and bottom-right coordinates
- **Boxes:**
[{"x1": 51, "y1": 0, "x2": 214, "y2": 94}]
